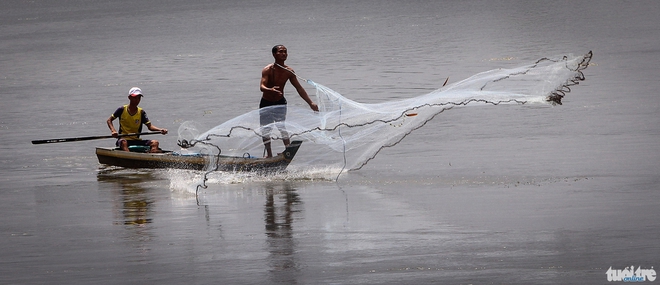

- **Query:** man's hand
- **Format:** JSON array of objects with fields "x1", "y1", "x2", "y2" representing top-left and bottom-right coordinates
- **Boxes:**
[
  {"x1": 310, "y1": 102, "x2": 319, "y2": 112},
  {"x1": 271, "y1": 86, "x2": 282, "y2": 96}
]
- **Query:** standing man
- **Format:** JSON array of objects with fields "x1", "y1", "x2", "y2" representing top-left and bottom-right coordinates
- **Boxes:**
[
  {"x1": 259, "y1": 45, "x2": 319, "y2": 158},
  {"x1": 107, "y1": 87, "x2": 168, "y2": 153}
]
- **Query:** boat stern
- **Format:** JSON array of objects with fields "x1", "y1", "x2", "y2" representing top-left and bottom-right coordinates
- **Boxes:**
[{"x1": 283, "y1": 140, "x2": 303, "y2": 161}]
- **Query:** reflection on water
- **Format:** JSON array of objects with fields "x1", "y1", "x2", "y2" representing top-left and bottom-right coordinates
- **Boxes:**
[
  {"x1": 97, "y1": 169, "x2": 157, "y2": 226},
  {"x1": 264, "y1": 182, "x2": 303, "y2": 283},
  {"x1": 96, "y1": 168, "x2": 159, "y2": 255},
  {"x1": 118, "y1": 184, "x2": 153, "y2": 226}
]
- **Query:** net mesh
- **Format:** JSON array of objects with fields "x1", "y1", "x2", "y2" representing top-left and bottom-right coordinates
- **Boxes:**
[{"x1": 177, "y1": 51, "x2": 592, "y2": 182}]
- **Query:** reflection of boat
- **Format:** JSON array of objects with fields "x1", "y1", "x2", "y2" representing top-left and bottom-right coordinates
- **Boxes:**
[{"x1": 96, "y1": 141, "x2": 302, "y2": 172}]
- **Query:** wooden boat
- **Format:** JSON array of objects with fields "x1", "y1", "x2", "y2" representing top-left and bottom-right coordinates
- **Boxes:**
[{"x1": 96, "y1": 140, "x2": 303, "y2": 172}]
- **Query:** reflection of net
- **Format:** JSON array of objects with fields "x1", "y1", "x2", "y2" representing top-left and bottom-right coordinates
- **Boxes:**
[{"x1": 178, "y1": 51, "x2": 592, "y2": 179}]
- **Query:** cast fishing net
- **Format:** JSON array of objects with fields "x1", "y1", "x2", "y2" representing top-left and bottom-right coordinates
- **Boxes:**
[{"x1": 177, "y1": 51, "x2": 592, "y2": 183}]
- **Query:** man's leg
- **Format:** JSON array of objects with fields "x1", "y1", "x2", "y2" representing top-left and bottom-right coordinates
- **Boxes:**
[
  {"x1": 260, "y1": 106, "x2": 275, "y2": 158},
  {"x1": 119, "y1": 139, "x2": 129, "y2": 151},
  {"x1": 262, "y1": 136, "x2": 273, "y2": 158},
  {"x1": 275, "y1": 106, "x2": 289, "y2": 148},
  {"x1": 149, "y1": 140, "x2": 161, "y2": 153},
  {"x1": 277, "y1": 122, "x2": 290, "y2": 147}
]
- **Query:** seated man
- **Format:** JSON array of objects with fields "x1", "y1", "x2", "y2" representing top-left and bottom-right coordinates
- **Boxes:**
[{"x1": 106, "y1": 87, "x2": 167, "y2": 153}]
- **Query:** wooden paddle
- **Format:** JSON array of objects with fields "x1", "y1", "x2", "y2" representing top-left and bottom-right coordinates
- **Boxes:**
[{"x1": 31, "y1": 131, "x2": 162, "y2": 145}]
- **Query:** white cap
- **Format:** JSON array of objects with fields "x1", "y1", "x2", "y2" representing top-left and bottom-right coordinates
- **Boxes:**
[{"x1": 128, "y1": 87, "x2": 143, "y2": 97}]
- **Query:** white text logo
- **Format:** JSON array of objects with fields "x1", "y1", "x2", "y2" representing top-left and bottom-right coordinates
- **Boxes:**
[{"x1": 607, "y1": 266, "x2": 656, "y2": 282}]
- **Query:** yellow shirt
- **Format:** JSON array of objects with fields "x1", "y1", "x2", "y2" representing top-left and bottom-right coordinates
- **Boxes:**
[{"x1": 111, "y1": 105, "x2": 150, "y2": 140}]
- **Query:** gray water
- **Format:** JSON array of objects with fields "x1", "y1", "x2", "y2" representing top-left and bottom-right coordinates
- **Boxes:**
[{"x1": 1, "y1": 1, "x2": 659, "y2": 284}]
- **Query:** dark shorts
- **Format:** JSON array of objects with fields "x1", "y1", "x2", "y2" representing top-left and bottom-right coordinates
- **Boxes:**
[
  {"x1": 259, "y1": 97, "x2": 287, "y2": 126},
  {"x1": 116, "y1": 139, "x2": 153, "y2": 147}
]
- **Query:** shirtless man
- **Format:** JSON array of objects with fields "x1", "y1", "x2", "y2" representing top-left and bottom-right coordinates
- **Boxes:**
[{"x1": 259, "y1": 45, "x2": 318, "y2": 157}]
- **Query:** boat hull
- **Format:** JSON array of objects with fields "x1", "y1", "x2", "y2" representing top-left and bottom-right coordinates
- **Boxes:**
[{"x1": 96, "y1": 141, "x2": 302, "y2": 172}]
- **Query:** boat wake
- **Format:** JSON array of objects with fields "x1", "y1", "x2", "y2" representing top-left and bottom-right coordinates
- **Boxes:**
[{"x1": 176, "y1": 51, "x2": 592, "y2": 187}]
